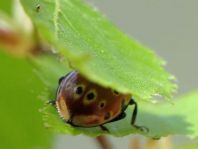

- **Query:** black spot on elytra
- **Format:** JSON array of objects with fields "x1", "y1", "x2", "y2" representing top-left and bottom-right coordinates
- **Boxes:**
[
  {"x1": 87, "y1": 92, "x2": 95, "y2": 100},
  {"x1": 75, "y1": 86, "x2": 83, "y2": 95},
  {"x1": 104, "y1": 112, "x2": 111, "y2": 120},
  {"x1": 99, "y1": 102, "x2": 105, "y2": 108}
]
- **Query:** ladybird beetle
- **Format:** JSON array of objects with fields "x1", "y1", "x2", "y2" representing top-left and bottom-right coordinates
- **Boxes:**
[{"x1": 52, "y1": 71, "x2": 147, "y2": 132}]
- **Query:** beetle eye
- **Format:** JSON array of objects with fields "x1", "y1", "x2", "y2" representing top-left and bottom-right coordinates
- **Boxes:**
[
  {"x1": 83, "y1": 89, "x2": 97, "y2": 104},
  {"x1": 73, "y1": 84, "x2": 85, "y2": 99}
]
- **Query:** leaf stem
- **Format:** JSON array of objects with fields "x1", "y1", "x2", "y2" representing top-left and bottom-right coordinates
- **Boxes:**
[{"x1": 95, "y1": 135, "x2": 113, "y2": 149}]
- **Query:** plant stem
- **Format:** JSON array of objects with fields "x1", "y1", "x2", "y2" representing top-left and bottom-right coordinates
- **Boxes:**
[
  {"x1": 95, "y1": 135, "x2": 113, "y2": 149},
  {"x1": 130, "y1": 137, "x2": 141, "y2": 149}
]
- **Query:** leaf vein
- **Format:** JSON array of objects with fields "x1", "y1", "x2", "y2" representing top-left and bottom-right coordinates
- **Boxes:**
[{"x1": 54, "y1": 0, "x2": 60, "y2": 39}]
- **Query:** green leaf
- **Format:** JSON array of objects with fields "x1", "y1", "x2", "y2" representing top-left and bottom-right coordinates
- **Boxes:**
[
  {"x1": 0, "y1": 0, "x2": 13, "y2": 16},
  {"x1": 173, "y1": 144, "x2": 198, "y2": 149},
  {"x1": 138, "y1": 91, "x2": 198, "y2": 138},
  {"x1": 0, "y1": 50, "x2": 52, "y2": 149},
  {"x1": 174, "y1": 144, "x2": 198, "y2": 149},
  {"x1": 20, "y1": 0, "x2": 176, "y2": 101},
  {"x1": 32, "y1": 54, "x2": 198, "y2": 137}
]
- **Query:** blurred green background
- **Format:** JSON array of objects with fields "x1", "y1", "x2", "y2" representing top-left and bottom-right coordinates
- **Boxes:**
[{"x1": 0, "y1": 51, "x2": 52, "y2": 149}]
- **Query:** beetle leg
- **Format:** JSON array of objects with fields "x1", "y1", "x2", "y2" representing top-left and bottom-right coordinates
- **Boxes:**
[
  {"x1": 129, "y1": 98, "x2": 137, "y2": 125},
  {"x1": 108, "y1": 112, "x2": 126, "y2": 123},
  {"x1": 66, "y1": 118, "x2": 73, "y2": 126},
  {"x1": 130, "y1": 98, "x2": 149, "y2": 133},
  {"x1": 100, "y1": 125, "x2": 109, "y2": 132},
  {"x1": 100, "y1": 112, "x2": 126, "y2": 132}
]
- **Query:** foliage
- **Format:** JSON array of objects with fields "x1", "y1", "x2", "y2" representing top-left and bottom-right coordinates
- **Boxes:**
[
  {"x1": 0, "y1": 1, "x2": 197, "y2": 149},
  {"x1": 0, "y1": 0, "x2": 12, "y2": 16},
  {"x1": 34, "y1": 56, "x2": 198, "y2": 138},
  {"x1": 20, "y1": 0, "x2": 176, "y2": 100},
  {"x1": 0, "y1": 51, "x2": 52, "y2": 149}
]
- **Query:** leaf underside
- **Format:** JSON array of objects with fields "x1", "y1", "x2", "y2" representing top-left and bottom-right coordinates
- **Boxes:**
[
  {"x1": 21, "y1": 0, "x2": 176, "y2": 101},
  {"x1": 20, "y1": 0, "x2": 198, "y2": 138},
  {"x1": 34, "y1": 56, "x2": 198, "y2": 138}
]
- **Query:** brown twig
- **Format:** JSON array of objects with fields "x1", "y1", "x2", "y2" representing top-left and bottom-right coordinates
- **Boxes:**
[
  {"x1": 130, "y1": 137, "x2": 141, "y2": 149},
  {"x1": 95, "y1": 135, "x2": 113, "y2": 149}
]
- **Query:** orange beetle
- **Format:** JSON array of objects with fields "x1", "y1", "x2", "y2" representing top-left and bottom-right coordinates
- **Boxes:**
[{"x1": 52, "y1": 71, "x2": 146, "y2": 132}]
